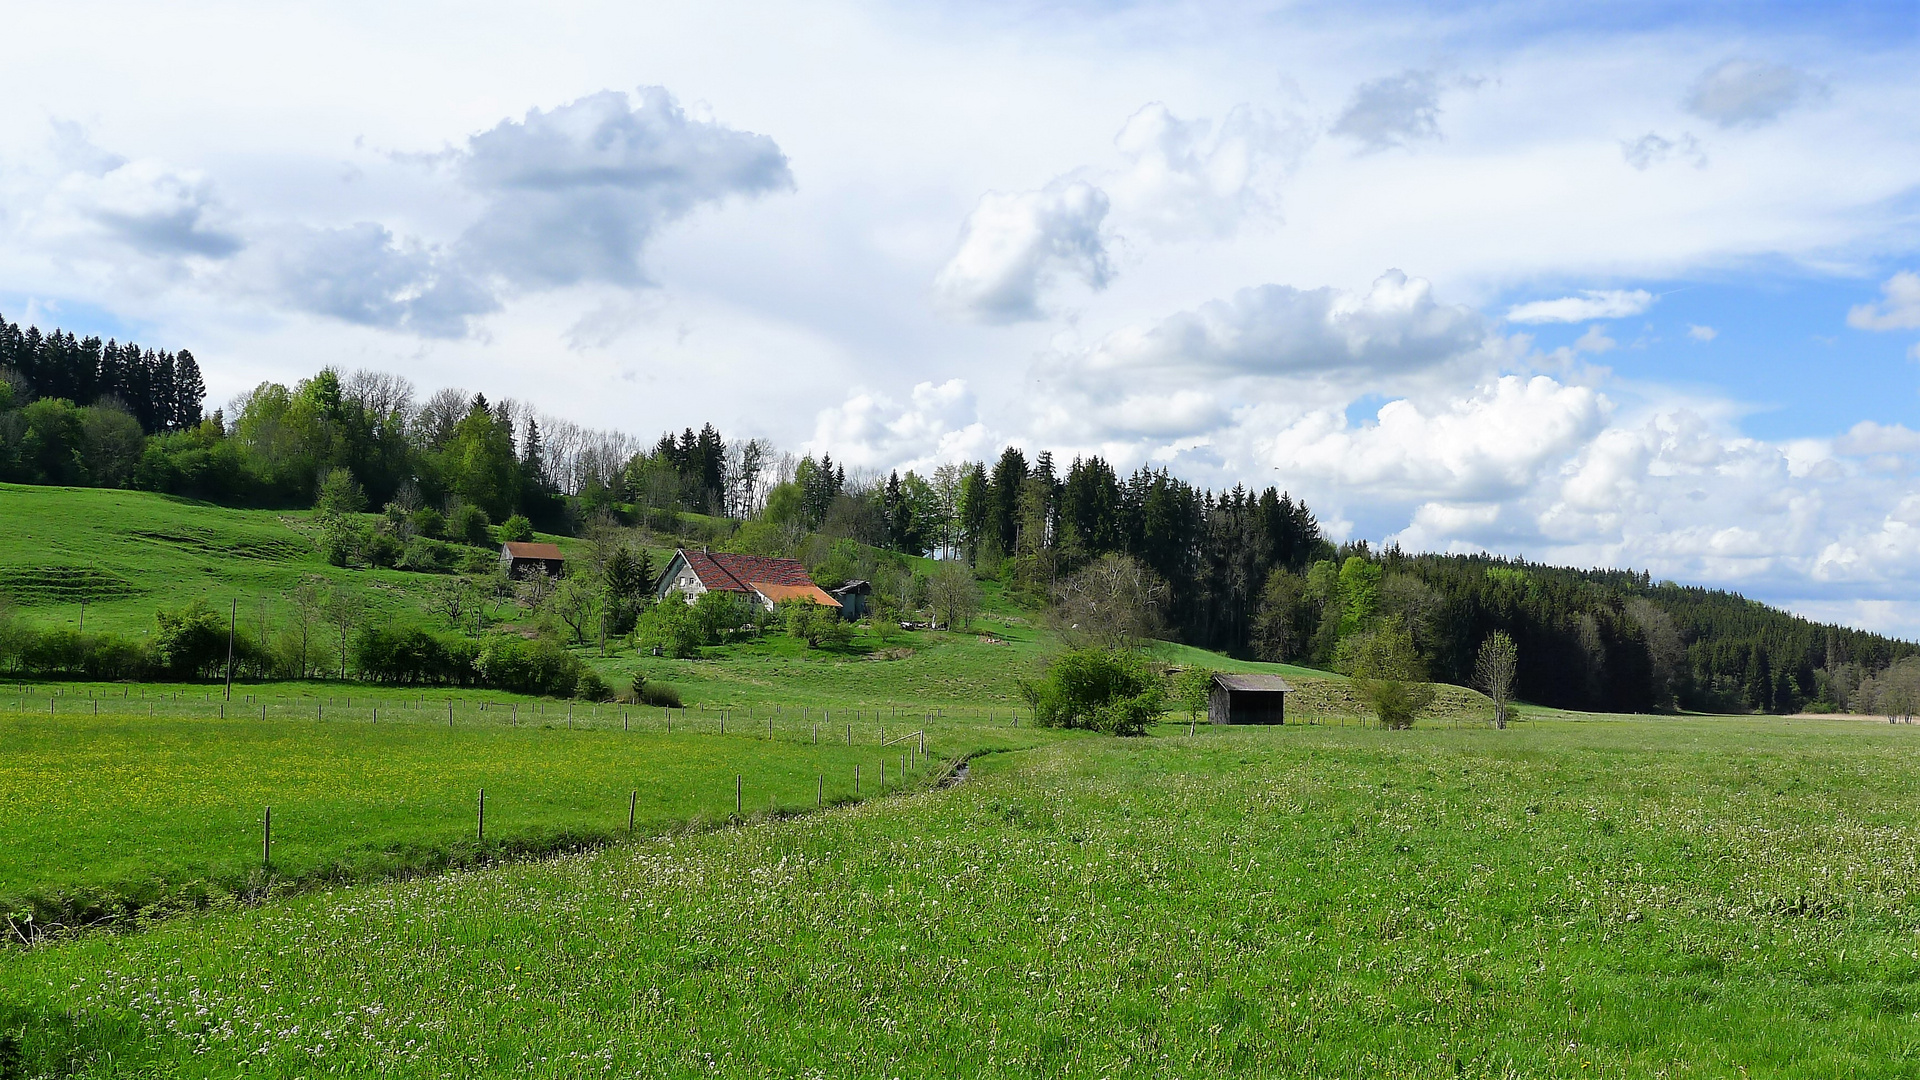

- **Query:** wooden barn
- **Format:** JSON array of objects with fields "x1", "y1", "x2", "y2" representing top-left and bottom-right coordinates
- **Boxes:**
[
  {"x1": 830, "y1": 579, "x2": 872, "y2": 620},
  {"x1": 500, "y1": 541, "x2": 567, "y2": 579},
  {"x1": 1208, "y1": 672, "x2": 1293, "y2": 725}
]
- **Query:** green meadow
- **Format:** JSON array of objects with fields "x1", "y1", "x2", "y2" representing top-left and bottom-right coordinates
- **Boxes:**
[
  {"x1": 7, "y1": 715, "x2": 1920, "y2": 1077},
  {"x1": 0, "y1": 686, "x2": 1031, "y2": 931}
]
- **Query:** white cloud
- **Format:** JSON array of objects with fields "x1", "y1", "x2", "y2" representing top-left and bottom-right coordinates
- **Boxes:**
[
  {"x1": 1847, "y1": 270, "x2": 1920, "y2": 331},
  {"x1": 1685, "y1": 59, "x2": 1823, "y2": 129},
  {"x1": 1687, "y1": 323, "x2": 1717, "y2": 341},
  {"x1": 1620, "y1": 131, "x2": 1706, "y2": 170},
  {"x1": 807, "y1": 378, "x2": 993, "y2": 473},
  {"x1": 932, "y1": 181, "x2": 1112, "y2": 323},
  {"x1": 1505, "y1": 289, "x2": 1654, "y2": 324},
  {"x1": 1105, "y1": 102, "x2": 1307, "y2": 240},
  {"x1": 1836, "y1": 420, "x2": 1920, "y2": 455},
  {"x1": 1266, "y1": 375, "x2": 1608, "y2": 502},
  {"x1": 1079, "y1": 269, "x2": 1486, "y2": 377},
  {"x1": 456, "y1": 87, "x2": 793, "y2": 289},
  {"x1": 1331, "y1": 70, "x2": 1441, "y2": 151},
  {"x1": 931, "y1": 99, "x2": 1302, "y2": 323},
  {"x1": 46, "y1": 159, "x2": 243, "y2": 259}
]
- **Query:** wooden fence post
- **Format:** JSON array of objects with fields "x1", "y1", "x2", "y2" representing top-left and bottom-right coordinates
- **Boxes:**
[
  {"x1": 629, "y1": 790, "x2": 637, "y2": 833},
  {"x1": 263, "y1": 805, "x2": 272, "y2": 869},
  {"x1": 478, "y1": 788, "x2": 486, "y2": 842},
  {"x1": 736, "y1": 774, "x2": 742, "y2": 817}
]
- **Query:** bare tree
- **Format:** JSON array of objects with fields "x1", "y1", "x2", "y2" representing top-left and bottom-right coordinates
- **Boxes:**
[
  {"x1": 289, "y1": 577, "x2": 324, "y2": 678},
  {"x1": 414, "y1": 386, "x2": 470, "y2": 452},
  {"x1": 516, "y1": 570, "x2": 558, "y2": 611},
  {"x1": 1475, "y1": 630, "x2": 1519, "y2": 728},
  {"x1": 427, "y1": 577, "x2": 483, "y2": 634},
  {"x1": 324, "y1": 586, "x2": 365, "y2": 679},
  {"x1": 1051, "y1": 553, "x2": 1167, "y2": 650},
  {"x1": 343, "y1": 369, "x2": 416, "y2": 426}
]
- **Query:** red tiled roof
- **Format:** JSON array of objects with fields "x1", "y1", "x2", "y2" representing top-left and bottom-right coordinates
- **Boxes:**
[
  {"x1": 503, "y1": 541, "x2": 566, "y2": 560},
  {"x1": 680, "y1": 549, "x2": 815, "y2": 593}
]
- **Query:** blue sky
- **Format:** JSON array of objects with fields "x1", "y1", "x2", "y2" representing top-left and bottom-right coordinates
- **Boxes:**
[{"x1": 1, "y1": 0, "x2": 1918, "y2": 633}]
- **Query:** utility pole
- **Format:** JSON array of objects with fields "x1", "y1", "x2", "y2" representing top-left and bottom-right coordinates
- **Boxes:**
[{"x1": 224, "y1": 598, "x2": 237, "y2": 700}]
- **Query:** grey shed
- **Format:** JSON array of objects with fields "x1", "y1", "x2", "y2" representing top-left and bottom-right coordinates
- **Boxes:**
[{"x1": 1208, "y1": 672, "x2": 1293, "y2": 725}]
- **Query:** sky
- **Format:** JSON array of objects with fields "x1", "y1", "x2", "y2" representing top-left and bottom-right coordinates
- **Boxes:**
[{"x1": 3, "y1": 1, "x2": 1920, "y2": 634}]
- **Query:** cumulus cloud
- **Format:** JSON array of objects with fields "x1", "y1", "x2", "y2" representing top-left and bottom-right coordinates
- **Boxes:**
[
  {"x1": 1836, "y1": 420, "x2": 1920, "y2": 456},
  {"x1": 1505, "y1": 289, "x2": 1653, "y2": 323},
  {"x1": 1105, "y1": 102, "x2": 1307, "y2": 240},
  {"x1": 1266, "y1": 375, "x2": 1608, "y2": 502},
  {"x1": 262, "y1": 223, "x2": 497, "y2": 338},
  {"x1": 1080, "y1": 269, "x2": 1485, "y2": 378},
  {"x1": 456, "y1": 87, "x2": 793, "y2": 288},
  {"x1": 63, "y1": 160, "x2": 244, "y2": 258},
  {"x1": 807, "y1": 379, "x2": 994, "y2": 473},
  {"x1": 1687, "y1": 323, "x2": 1718, "y2": 342},
  {"x1": 1847, "y1": 270, "x2": 1920, "y2": 331},
  {"x1": 932, "y1": 100, "x2": 1310, "y2": 323},
  {"x1": 26, "y1": 123, "x2": 243, "y2": 262},
  {"x1": 1685, "y1": 59, "x2": 1822, "y2": 128},
  {"x1": 1620, "y1": 131, "x2": 1706, "y2": 170},
  {"x1": 932, "y1": 181, "x2": 1112, "y2": 323},
  {"x1": 1330, "y1": 70, "x2": 1442, "y2": 151}
]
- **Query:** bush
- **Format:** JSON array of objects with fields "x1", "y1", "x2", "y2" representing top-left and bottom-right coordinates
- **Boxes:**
[
  {"x1": 473, "y1": 634, "x2": 584, "y2": 697},
  {"x1": 692, "y1": 590, "x2": 755, "y2": 644},
  {"x1": 448, "y1": 502, "x2": 492, "y2": 546},
  {"x1": 781, "y1": 598, "x2": 850, "y2": 649},
  {"x1": 576, "y1": 670, "x2": 613, "y2": 701},
  {"x1": 153, "y1": 602, "x2": 231, "y2": 679},
  {"x1": 500, "y1": 514, "x2": 535, "y2": 542},
  {"x1": 353, "y1": 625, "x2": 476, "y2": 685},
  {"x1": 314, "y1": 467, "x2": 368, "y2": 513},
  {"x1": 1021, "y1": 647, "x2": 1166, "y2": 736},
  {"x1": 410, "y1": 506, "x2": 445, "y2": 539},
  {"x1": 636, "y1": 598, "x2": 704, "y2": 659},
  {"x1": 638, "y1": 681, "x2": 682, "y2": 708},
  {"x1": 316, "y1": 511, "x2": 367, "y2": 567},
  {"x1": 364, "y1": 527, "x2": 404, "y2": 569}
]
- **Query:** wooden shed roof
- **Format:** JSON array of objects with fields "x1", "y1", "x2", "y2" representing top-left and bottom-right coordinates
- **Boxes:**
[
  {"x1": 502, "y1": 541, "x2": 565, "y2": 560},
  {"x1": 1212, "y1": 673, "x2": 1294, "y2": 693}
]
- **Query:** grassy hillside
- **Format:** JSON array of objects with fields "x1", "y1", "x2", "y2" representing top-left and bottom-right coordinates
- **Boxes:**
[
  {"x1": 0, "y1": 483, "x2": 1485, "y2": 723},
  {"x1": 8, "y1": 714, "x2": 1920, "y2": 1076},
  {"x1": 0, "y1": 483, "x2": 564, "y2": 637}
]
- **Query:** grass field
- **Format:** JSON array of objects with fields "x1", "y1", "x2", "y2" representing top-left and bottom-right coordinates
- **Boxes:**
[
  {"x1": 0, "y1": 682, "x2": 1046, "y2": 932},
  {"x1": 7, "y1": 714, "x2": 1920, "y2": 1077}
]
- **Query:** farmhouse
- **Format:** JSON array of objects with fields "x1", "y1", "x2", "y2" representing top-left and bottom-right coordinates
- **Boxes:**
[
  {"x1": 656, "y1": 548, "x2": 841, "y2": 612},
  {"x1": 500, "y1": 541, "x2": 566, "y2": 578},
  {"x1": 1208, "y1": 672, "x2": 1292, "y2": 725}
]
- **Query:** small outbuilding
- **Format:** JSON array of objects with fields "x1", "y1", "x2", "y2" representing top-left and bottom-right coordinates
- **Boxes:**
[
  {"x1": 1208, "y1": 672, "x2": 1293, "y2": 725},
  {"x1": 830, "y1": 579, "x2": 872, "y2": 620},
  {"x1": 500, "y1": 541, "x2": 567, "y2": 579}
]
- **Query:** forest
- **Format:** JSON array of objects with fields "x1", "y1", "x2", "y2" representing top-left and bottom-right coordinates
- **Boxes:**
[{"x1": 2, "y1": 310, "x2": 1915, "y2": 715}]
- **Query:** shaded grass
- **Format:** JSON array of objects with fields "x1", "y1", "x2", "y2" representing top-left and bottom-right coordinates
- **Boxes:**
[{"x1": 7, "y1": 716, "x2": 1920, "y2": 1076}]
